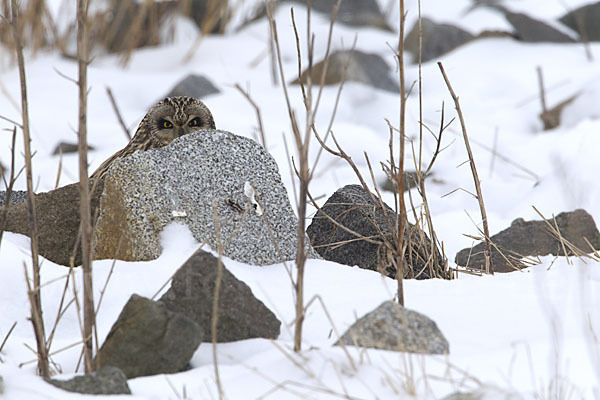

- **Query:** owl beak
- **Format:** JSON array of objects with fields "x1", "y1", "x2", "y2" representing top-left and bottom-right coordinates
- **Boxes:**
[{"x1": 176, "y1": 126, "x2": 184, "y2": 137}]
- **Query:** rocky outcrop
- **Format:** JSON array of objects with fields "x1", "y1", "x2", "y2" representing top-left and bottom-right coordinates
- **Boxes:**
[
  {"x1": 337, "y1": 301, "x2": 449, "y2": 354},
  {"x1": 294, "y1": 50, "x2": 399, "y2": 93},
  {"x1": 455, "y1": 209, "x2": 600, "y2": 272},
  {"x1": 95, "y1": 294, "x2": 202, "y2": 379},
  {"x1": 160, "y1": 249, "x2": 281, "y2": 342},
  {"x1": 47, "y1": 366, "x2": 131, "y2": 395},
  {"x1": 307, "y1": 184, "x2": 449, "y2": 279},
  {"x1": 94, "y1": 129, "x2": 316, "y2": 265}
]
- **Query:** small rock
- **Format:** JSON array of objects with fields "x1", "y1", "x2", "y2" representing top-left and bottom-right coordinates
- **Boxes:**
[
  {"x1": 47, "y1": 366, "x2": 131, "y2": 395},
  {"x1": 307, "y1": 184, "x2": 449, "y2": 279},
  {"x1": 1, "y1": 181, "x2": 105, "y2": 266},
  {"x1": 560, "y1": 2, "x2": 600, "y2": 42},
  {"x1": 94, "y1": 130, "x2": 317, "y2": 265},
  {"x1": 0, "y1": 375, "x2": 3, "y2": 395},
  {"x1": 337, "y1": 301, "x2": 449, "y2": 354},
  {"x1": 294, "y1": 50, "x2": 399, "y2": 93},
  {"x1": 164, "y1": 74, "x2": 220, "y2": 99},
  {"x1": 381, "y1": 171, "x2": 428, "y2": 192},
  {"x1": 404, "y1": 17, "x2": 473, "y2": 62},
  {"x1": 455, "y1": 209, "x2": 600, "y2": 272},
  {"x1": 497, "y1": 8, "x2": 575, "y2": 43},
  {"x1": 95, "y1": 294, "x2": 202, "y2": 379},
  {"x1": 52, "y1": 141, "x2": 95, "y2": 155},
  {"x1": 442, "y1": 387, "x2": 524, "y2": 400},
  {"x1": 0, "y1": 190, "x2": 28, "y2": 208},
  {"x1": 285, "y1": 0, "x2": 392, "y2": 30},
  {"x1": 160, "y1": 249, "x2": 281, "y2": 342}
]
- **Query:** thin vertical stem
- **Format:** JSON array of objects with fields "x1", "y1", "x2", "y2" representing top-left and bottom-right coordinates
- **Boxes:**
[
  {"x1": 10, "y1": 0, "x2": 49, "y2": 377},
  {"x1": 77, "y1": 0, "x2": 95, "y2": 372}
]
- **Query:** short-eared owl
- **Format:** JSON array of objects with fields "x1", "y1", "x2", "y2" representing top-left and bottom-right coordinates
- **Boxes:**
[{"x1": 91, "y1": 96, "x2": 215, "y2": 179}]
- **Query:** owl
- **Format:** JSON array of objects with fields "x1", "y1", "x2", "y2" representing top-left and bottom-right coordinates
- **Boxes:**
[{"x1": 91, "y1": 96, "x2": 216, "y2": 180}]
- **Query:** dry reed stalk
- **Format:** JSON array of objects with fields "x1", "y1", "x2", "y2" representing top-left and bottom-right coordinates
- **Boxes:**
[
  {"x1": 438, "y1": 61, "x2": 493, "y2": 274},
  {"x1": 10, "y1": 0, "x2": 50, "y2": 377},
  {"x1": 76, "y1": 0, "x2": 96, "y2": 372},
  {"x1": 106, "y1": 86, "x2": 131, "y2": 140},
  {"x1": 211, "y1": 201, "x2": 225, "y2": 399},
  {"x1": 234, "y1": 83, "x2": 267, "y2": 148}
]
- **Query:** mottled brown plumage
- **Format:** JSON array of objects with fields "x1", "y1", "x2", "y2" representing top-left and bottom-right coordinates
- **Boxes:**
[{"x1": 91, "y1": 96, "x2": 215, "y2": 180}]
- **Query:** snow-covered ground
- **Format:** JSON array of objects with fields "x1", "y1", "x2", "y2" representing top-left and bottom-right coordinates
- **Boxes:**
[{"x1": 1, "y1": 0, "x2": 600, "y2": 398}]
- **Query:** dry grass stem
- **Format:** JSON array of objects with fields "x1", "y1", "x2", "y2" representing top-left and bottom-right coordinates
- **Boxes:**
[
  {"x1": 106, "y1": 86, "x2": 131, "y2": 140},
  {"x1": 234, "y1": 83, "x2": 267, "y2": 148},
  {"x1": 438, "y1": 61, "x2": 493, "y2": 274},
  {"x1": 0, "y1": 321, "x2": 17, "y2": 353},
  {"x1": 10, "y1": 0, "x2": 50, "y2": 377},
  {"x1": 211, "y1": 201, "x2": 225, "y2": 399}
]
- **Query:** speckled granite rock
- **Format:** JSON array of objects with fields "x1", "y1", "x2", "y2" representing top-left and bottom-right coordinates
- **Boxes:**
[
  {"x1": 0, "y1": 190, "x2": 28, "y2": 207},
  {"x1": 337, "y1": 300, "x2": 449, "y2": 354},
  {"x1": 94, "y1": 129, "x2": 317, "y2": 265},
  {"x1": 47, "y1": 366, "x2": 131, "y2": 395}
]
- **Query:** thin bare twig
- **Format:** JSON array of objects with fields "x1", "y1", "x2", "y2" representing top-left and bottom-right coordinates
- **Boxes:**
[
  {"x1": 438, "y1": 61, "x2": 493, "y2": 274},
  {"x1": 106, "y1": 86, "x2": 131, "y2": 140}
]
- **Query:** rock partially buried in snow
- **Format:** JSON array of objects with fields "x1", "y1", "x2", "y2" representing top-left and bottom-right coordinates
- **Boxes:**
[
  {"x1": 294, "y1": 50, "x2": 399, "y2": 93},
  {"x1": 160, "y1": 249, "x2": 281, "y2": 342},
  {"x1": 455, "y1": 209, "x2": 600, "y2": 272},
  {"x1": 47, "y1": 366, "x2": 131, "y2": 395},
  {"x1": 95, "y1": 294, "x2": 202, "y2": 379},
  {"x1": 337, "y1": 300, "x2": 449, "y2": 355},
  {"x1": 164, "y1": 74, "x2": 220, "y2": 99},
  {"x1": 404, "y1": 17, "x2": 473, "y2": 62},
  {"x1": 284, "y1": 0, "x2": 392, "y2": 30},
  {"x1": 93, "y1": 129, "x2": 317, "y2": 264},
  {"x1": 307, "y1": 184, "x2": 449, "y2": 279},
  {"x1": 559, "y1": 3, "x2": 600, "y2": 42}
]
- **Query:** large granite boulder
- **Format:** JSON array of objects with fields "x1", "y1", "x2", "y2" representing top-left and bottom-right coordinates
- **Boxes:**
[
  {"x1": 294, "y1": 50, "x2": 400, "y2": 93},
  {"x1": 455, "y1": 209, "x2": 600, "y2": 272},
  {"x1": 47, "y1": 366, "x2": 131, "y2": 395},
  {"x1": 1, "y1": 181, "x2": 105, "y2": 266},
  {"x1": 94, "y1": 294, "x2": 202, "y2": 379},
  {"x1": 307, "y1": 184, "x2": 449, "y2": 279},
  {"x1": 160, "y1": 249, "x2": 281, "y2": 342},
  {"x1": 337, "y1": 301, "x2": 449, "y2": 354},
  {"x1": 404, "y1": 17, "x2": 473, "y2": 62},
  {"x1": 94, "y1": 129, "x2": 316, "y2": 265}
]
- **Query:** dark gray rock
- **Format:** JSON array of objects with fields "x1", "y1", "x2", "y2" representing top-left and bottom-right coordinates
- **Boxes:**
[
  {"x1": 442, "y1": 388, "x2": 524, "y2": 400},
  {"x1": 560, "y1": 2, "x2": 600, "y2": 42},
  {"x1": 94, "y1": 129, "x2": 317, "y2": 265},
  {"x1": 404, "y1": 17, "x2": 473, "y2": 62},
  {"x1": 0, "y1": 375, "x2": 3, "y2": 395},
  {"x1": 307, "y1": 184, "x2": 449, "y2": 279},
  {"x1": 47, "y1": 366, "x2": 131, "y2": 395},
  {"x1": 52, "y1": 141, "x2": 95, "y2": 155},
  {"x1": 499, "y1": 9, "x2": 574, "y2": 43},
  {"x1": 95, "y1": 294, "x2": 202, "y2": 379},
  {"x1": 285, "y1": 0, "x2": 391, "y2": 30},
  {"x1": 294, "y1": 50, "x2": 399, "y2": 93},
  {"x1": 165, "y1": 74, "x2": 220, "y2": 99},
  {"x1": 0, "y1": 190, "x2": 28, "y2": 207},
  {"x1": 381, "y1": 171, "x2": 430, "y2": 192},
  {"x1": 337, "y1": 301, "x2": 449, "y2": 354},
  {"x1": 455, "y1": 209, "x2": 600, "y2": 272},
  {"x1": 160, "y1": 249, "x2": 281, "y2": 342},
  {"x1": 1, "y1": 181, "x2": 105, "y2": 266}
]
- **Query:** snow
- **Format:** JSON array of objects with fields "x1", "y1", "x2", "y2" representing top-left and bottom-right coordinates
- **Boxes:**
[{"x1": 1, "y1": 0, "x2": 600, "y2": 398}]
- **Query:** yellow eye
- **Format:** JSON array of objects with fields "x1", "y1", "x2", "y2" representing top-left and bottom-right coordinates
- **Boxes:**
[
  {"x1": 161, "y1": 119, "x2": 173, "y2": 129},
  {"x1": 188, "y1": 118, "x2": 201, "y2": 127}
]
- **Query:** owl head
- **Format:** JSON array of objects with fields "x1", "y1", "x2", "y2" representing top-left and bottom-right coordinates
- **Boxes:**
[{"x1": 142, "y1": 96, "x2": 216, "y2": 144}]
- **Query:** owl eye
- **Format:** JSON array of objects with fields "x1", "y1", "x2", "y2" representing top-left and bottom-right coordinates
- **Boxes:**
[
  {"x1": 188, "y1": 117, "x2": 201, "y2": 127},
  {"x1": 160, "y1": 119, "x2": 173, "y2": 129}
]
